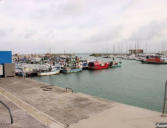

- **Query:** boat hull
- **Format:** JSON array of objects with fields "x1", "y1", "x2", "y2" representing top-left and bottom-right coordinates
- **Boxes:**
[
  {"x1": 88, "y1": 66, "x2": 109, "y2": 70},
  {"x1": 88, "y1": 61, "x2": 109, "y2": 70},
  {"x1": 38, "y1": 70, "x2": 60, "y2": 76},
  {"x1": 62, "y1": 68, "x2": 82, "y2": 74},
  {"x1": 141, "y1": 61, "x2": 167, "y2": 64},
  {"x1": 141, "y1": 56, "x2": 167, "y2": 64},
  {"x1": 112, "y1": 63, "x2": 121, "y2": 68},
  {"x1": 109, "y1": 61, "x2": 122, "y2": 68}
]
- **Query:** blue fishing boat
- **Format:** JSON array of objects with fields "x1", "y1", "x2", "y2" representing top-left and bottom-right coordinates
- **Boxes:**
[{"x1": 80, "y1": 59, "x2": 89, "y2": 69}]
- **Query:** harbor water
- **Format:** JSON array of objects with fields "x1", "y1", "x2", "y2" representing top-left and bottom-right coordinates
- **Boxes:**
[{"x1": 32, "y1": 55, "x2": 167, "y2": 112}]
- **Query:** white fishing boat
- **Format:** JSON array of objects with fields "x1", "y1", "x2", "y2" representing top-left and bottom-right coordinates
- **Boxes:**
[
  {"x1": 127, "y1": 54, "x2": 136, "y2": 60},
  {"x1": 38, "y1": 68, "x2": 60, "y2": 76}
]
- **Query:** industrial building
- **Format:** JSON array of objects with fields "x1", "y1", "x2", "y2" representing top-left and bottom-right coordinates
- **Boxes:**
[
  {"x1": 0, "y1": 51, "x2": 15, "y2": 77},
  {"x1": 129, "y1": 49, "x2": 144, "y2": 55}
]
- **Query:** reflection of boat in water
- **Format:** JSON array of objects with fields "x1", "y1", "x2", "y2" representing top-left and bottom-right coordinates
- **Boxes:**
[
  {"x1": 88, "y1": 61, "x2": 109, "y2": 70},
  {"x1": 38, "y1": 67, "x2": 60, "y2": 76},
  {"x1": 61, "y1": 67, "x2": 82, "y2": 73},
  {"x1": 141, "y1": 55, "x2": 167, "y2": 64}
]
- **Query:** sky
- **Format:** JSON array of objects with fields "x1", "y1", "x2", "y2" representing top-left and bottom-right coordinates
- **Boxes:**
[{"x1": 0, "y1": 0, "x2": 167, "y2": 53}]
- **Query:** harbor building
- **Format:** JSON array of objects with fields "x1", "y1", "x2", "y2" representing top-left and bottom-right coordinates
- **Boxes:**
[
  {"x1": 0, "y1": 51, "x2": 12, "y2": 64},
  {"x1": 0, "y1": 51, "x2": 15, "y2": 77},
  {"x1": 129, "y1": 49, "x2": 144, "y2": 55}
]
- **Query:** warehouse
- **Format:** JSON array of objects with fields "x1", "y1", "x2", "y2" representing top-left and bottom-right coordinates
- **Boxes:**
[
  {"x1": 0, "y1": 51, "x2": 15, "y2": 77},
  {"x1": 129, "y1": 49, "x2": 144, "y2": 55}
]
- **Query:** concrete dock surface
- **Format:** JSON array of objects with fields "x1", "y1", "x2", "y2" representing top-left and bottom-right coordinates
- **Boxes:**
[
  {"x1": 0, "y1": 94, "x2": 48, "y2": 128},
  {"x1": 0, "y1": 77, "x2": 166, "y2": 128}
]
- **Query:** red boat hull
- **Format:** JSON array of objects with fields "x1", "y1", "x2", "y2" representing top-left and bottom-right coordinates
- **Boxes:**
[
  {"x1": 142, "y1": 56, "x2": 167, "y2": 64},
  {"x1": 88, "y1": 61, "x2": 109, "y2": 70}
]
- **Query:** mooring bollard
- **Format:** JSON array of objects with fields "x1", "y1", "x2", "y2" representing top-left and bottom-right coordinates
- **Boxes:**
[
  {"x1": 162, "y1": 81, "x2": 167, "y2": 116},
  {"x1": 65, "y1": 88, "x2": 73, "y2": 93}
]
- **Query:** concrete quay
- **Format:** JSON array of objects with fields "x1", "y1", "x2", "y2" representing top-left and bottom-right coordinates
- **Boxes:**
[{"x1": 0, "y1": 77, "x2": 166, "y2": 128}]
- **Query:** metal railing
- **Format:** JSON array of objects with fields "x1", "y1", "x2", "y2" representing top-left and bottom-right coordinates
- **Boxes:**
[
  {"x1": 156, "y1": 122, "x2": 167, "y2": 128},
  {"x1": 162, "y1": 81, "x2": 167, "y2": 116},
  {"x1": 0, "y1": 101, "x2": 13, "y2": 125}
]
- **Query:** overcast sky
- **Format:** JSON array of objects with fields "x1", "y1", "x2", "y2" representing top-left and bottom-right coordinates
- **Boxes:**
[{"x1": 0, "y1": 0, "x2": 167, "y2": 53}]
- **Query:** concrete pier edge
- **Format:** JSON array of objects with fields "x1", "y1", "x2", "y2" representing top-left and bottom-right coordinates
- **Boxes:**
[
  {"x1": 0, "y1": 77, "x2": 167, "y2": 128},
  {"x1": 0, "y1": 86, "x2": 67, "y2": 128}
]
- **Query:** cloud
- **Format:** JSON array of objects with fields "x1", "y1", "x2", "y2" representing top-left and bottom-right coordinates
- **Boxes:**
[
  {"x1": 0, "y1": 29, "x2": 6, "y2": 38},
  {"x1": 129, "y1": 21, "x2": 167, "y2": 41},
  {"x1": 82, "y1": 26, "x2": 122, "y2": 44},
  {"x1": 0, "y1": 0, "x2": 167, "y2": 53}
]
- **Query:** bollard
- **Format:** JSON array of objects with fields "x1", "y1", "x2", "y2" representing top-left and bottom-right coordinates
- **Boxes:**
[{"x1": 65, "y1": 88, "x2": 73, "y2": 93}]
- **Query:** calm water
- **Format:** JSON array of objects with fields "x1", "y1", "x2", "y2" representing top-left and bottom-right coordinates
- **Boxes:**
[{"x1": 32, "y1": 57, "x2": 167, "y2": 112}]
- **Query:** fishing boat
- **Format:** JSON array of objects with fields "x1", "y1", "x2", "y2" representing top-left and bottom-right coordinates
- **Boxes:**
[
  {"x1": 61, "y1": 67, "x2": 82, "y2": 73},
  {"x1": 135, "y1": 57, "x2": 144, "y2": 61},
  {"x1": 15, "y1": 68, "x2": 24, "y2": 76},
  {"x1": 103, "y1": 56, "x2": 111, "y2": 58},
  {"x1": 88, "y1": 61, "x2": 109, "y2": 70},
  {"x1": 80, "y1": 59, "x2": 89, "y2": 69},
  {"x1": 61, "y1": 56, "x2": 83, "y2": 73},
  {"x1": 110, "y1": 61, "x2": 122, "y2": 68},
  {"x1": 127, "y1": 54, "x2": 136, "y2": 60},
  {"x1": 38, "y1": 67, "x2": 60, "y2": 76},
  {"x1": 141, "y1": 55, "x2": 167, "y2": 64}
]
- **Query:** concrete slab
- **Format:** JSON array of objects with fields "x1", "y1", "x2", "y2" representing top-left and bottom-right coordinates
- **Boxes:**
[
  {"x1": 0, "y1": 77, "x2": 113, "y2": 126},
  {"x1": 0, "y1": 77, "x2": 167, "y2": 128},
  {"x1": 0, "y1": 86, "x2": 66, "y2": 128},
  {"x1": 0, "y1": 95, "x2": 48, "y2": 128},
  {"x1": 70, "y1": 103, "x2": 167, "y2": 128}
]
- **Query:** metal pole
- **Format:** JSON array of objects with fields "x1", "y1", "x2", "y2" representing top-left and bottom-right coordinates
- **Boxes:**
[
  {"x1": 162, "y1": 81, "x2": 167, "y2": 115},
  {"x1": 0, "y1": 101, "x2": 13, "y2": 124}
]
